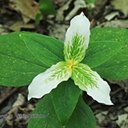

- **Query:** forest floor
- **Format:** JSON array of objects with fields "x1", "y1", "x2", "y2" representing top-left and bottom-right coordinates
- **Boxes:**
[{"x1": 0, "y1": 0, "x2": 128, "y2": 128}]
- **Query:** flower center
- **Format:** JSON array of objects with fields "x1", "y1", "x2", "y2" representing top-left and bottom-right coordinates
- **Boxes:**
[{"x1": 66, "y1": 60, "x2": 77, "y2": 71}]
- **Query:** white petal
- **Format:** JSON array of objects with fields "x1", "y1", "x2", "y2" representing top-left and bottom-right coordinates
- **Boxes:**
[
  {"x1": 72, "y1": 63, "x2": 113, "y2": 105},
  {"x1": 86, "y1": 72, "x2": 113, "y2": 105},
  {"x1": 65, "y1": 12, "x2": 90, "y2": 48},
  {"x1": 28, "y1": 62, "x2": 71, "y2": 100}
]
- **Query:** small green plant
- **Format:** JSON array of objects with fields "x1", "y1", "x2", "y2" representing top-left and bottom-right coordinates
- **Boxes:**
[
  {"x1": 35, "y1": 0, "x2": 56, "y2": 24},
  {"x1": 28, "y1": 12, "x2": 113, "y2": 105},
  {"x1": 0, "y1": 12, "x2": 128, "y2": 128},
  {"x1": 39, "y1": 0, "x2": 56, "y2": 16}
]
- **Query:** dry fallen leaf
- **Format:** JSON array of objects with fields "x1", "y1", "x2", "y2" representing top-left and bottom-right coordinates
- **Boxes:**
[
  {"x1": 105, "y1": 12, "x2": 119, "y2": 21},
  {"x1": 48, "y1": 23, "x2": 68, "y2": 40},
  {"x1": 65, "y1": 0, "x2": 87, "y2": 21},
  {"x1": 55, "y1": 0, "x2": 86, "y2": 21},
  {"x1": 9, "y1": 0, "x2": 39, "y2": 23},
  {"x1": 111, "y1": 0, "x2": 128, "y2": 16},
  {"x1": 0, "y1": 24, "x2": 8, "y2": 35},
  {"x1": 10, "y1": 21, "x2": 34, "y2": 31},
  {"x1": 5, "y1": 94, "x2": 25, "y2": 126},
  {"x1": 116, "y1": 114, "x2": 128, "y2": 128},
  {"x1": 100, "y1": 20, "x2": 128, "y2": 28},
  {"x1": 95, "y1": 111, "x2": 108, "y2": 124}
]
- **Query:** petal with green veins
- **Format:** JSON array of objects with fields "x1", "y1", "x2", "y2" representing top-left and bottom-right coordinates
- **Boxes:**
[
  {"x1": 72, "y1": 63, "x2": 113, "y2": 105},
  {"x1": 28, "y1": 61, "x2": 72, "y2": 100},
  {"x1": 64, "y1": 12, "x2": 90, "y2": 63}
]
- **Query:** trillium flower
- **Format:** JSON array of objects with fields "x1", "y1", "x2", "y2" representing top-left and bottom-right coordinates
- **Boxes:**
[{"x1": 28, "y1": 12, "x2": 113, "y2": 105}]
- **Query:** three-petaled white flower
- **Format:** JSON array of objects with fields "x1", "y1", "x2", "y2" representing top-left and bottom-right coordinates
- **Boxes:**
[{"x1": 28, "y1": 12, "x2": 113, "y2": 105}]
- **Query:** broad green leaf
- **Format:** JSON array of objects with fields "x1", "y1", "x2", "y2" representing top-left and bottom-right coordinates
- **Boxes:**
[
  {"x1": 28, "y1": 81, "x2": 81, "y2": 128},
  {"x1": 66, "y1": 97, "x2": 96, "y2": 128},
  {"x1": 39, "y1": 0, "x2": 56, "y2": 16},
  {"x1": 94, "y1": 46, "x2": 128, "y2": 80},
  {"x1": 50, "y1": 80, "x2": 81, "y2": 125},
  {"x1": 28, "y1": 95, "x2": 61, "y2": 128},
  {"x1": 84, "y1": 28, "x2": 128, "y2": 80},
  {"x1": 0, "y1": 32, "x2": 63, "y2": 86},
  {"x1": 20, "y1": 32, "x2": 63, "y2": 66}
]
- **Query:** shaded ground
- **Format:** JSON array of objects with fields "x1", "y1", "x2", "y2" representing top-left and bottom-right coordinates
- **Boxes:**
[{"x1": 0, "y1": 0, "x2": 128, "y2": 128}]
